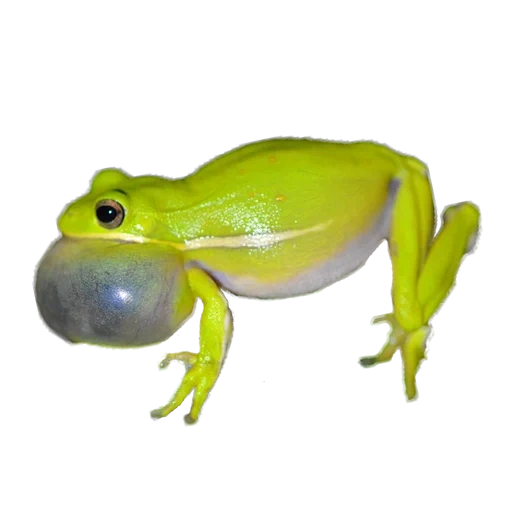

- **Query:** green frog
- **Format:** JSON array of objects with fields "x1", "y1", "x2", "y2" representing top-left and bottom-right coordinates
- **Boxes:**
[{"x1": 35, "y1": 138, "x2": 480, "y2": 423}]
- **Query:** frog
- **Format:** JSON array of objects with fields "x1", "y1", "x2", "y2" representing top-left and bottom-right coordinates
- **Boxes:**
[{"x1": 35, "y1": 138, "x2": 480, "y2": 424}]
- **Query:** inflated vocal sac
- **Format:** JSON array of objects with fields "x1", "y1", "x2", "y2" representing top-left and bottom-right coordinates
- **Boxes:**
[{"x1": 35, "y1": 237, "x2": 194, "y2": 347}]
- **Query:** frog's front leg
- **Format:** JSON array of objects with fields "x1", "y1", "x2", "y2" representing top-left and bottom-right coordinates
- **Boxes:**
[
  {"x1": 360, "y1": 167, "x2": 480, "y2": 400},
  {"x1": 151, "y1": 268, "x2": 233, "y2": 424}
]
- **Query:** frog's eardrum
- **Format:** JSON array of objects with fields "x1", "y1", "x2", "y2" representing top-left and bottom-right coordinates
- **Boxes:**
[{"x1": 35, "y1": 237, "x2": 194, "y2": 347}]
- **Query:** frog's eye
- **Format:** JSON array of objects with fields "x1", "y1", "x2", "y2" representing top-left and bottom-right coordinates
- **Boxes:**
[{"x1": 95, "y1": 199, "x2": 125, "y2": 229}]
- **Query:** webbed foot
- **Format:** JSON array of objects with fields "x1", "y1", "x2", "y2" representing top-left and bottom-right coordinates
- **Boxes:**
[
  {"x1": 151, "y1": 352, "x2": 221, "y2": 424},
  {"x1": 377, "y1": 322, "x2": 435, "y2": 402}
]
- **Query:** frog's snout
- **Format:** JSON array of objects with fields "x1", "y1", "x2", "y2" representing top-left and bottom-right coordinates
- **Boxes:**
[{"x1": 57, "y1": 202, "x2": 81, "y2": 235}]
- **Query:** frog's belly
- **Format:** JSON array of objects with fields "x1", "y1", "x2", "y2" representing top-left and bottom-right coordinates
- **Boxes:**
[{"x1": 187, "y1": 179, "x2": 399, "y2": 299}]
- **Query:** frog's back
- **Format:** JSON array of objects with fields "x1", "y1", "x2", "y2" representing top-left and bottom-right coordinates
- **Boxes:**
[{"x1": 172, "y1": 138, "x2": 411, "y2": 298}]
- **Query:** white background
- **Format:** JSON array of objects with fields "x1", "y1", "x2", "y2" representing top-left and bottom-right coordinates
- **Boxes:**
[
  {"x1": 1, "y1": 1, "x2": 510, "y2": 511},
  {"x1": 489, "y1": 208, "x2": 512, "y2": 248}
]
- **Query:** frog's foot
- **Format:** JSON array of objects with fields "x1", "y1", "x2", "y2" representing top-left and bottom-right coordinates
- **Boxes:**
[
  {"x1": 368, "y1": 311, "x2": 398, "y2": 329},
  {"x1": 159, "y1": 352, "x2": 197, "y2": 372},
  {"x1": 359, "y1": 314, "x2": 407, "y2": 367},
  {"x1": 376, "y1": 322, "x2": 436, "y2": 402},
  {"x1": 402, "y1": 322, "x2": 435, "y2": 402},
  {"x1": 150, "y1": 352, "x2": 220, "y2": 424}
]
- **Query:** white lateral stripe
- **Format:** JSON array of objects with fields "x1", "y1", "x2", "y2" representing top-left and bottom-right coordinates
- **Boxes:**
[
  {"x1": 184, "y1": 221, "x2": 332, "y2": 250},
  {"x1": 63, "y1": 220, "x2": 332, "y2": 251}
]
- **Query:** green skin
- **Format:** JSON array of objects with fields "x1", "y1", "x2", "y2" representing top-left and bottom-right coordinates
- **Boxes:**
[{"x1": 47, "y1": 138, "x2": 480, "y2": 423}]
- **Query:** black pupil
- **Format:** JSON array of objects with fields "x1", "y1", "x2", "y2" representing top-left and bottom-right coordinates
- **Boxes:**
[{"x1": 97, "y1": 205, "x2": 118, "y2": 223}]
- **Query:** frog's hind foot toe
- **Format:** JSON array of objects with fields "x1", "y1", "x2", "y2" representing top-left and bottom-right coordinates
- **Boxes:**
[
  {"x1": 158, "y1": 351, "x2": 197, "y2": 370},
  {"x1": 184, "y1": 413, "x2": 198, "y2": 425},
  {"x1": 150, "y1": 408, "x2": 165, "y2": 420}
]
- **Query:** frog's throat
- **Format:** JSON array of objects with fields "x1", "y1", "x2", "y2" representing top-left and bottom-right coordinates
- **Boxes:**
[{"x1": 62, "y1": 220, "x2": 333, "y2": 251}]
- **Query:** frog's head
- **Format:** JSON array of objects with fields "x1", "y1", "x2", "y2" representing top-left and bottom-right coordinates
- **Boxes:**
[
  {"x1": 36, "y1": 169, "x2": 195, "y2": 347},
  {"x1": 58, "y1": 168, "x2": 158, "y2": 242}
]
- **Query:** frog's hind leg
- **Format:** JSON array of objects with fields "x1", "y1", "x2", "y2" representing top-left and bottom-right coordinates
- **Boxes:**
[
  {"x1": 359, "y1": 164, "x2": 480, "y2": 400},
  {"x1": 416, "y1": 202, "x2": 480, "y2": 322}
]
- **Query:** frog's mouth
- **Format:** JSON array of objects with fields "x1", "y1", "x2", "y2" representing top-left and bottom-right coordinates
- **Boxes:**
[{"x1": 35, "y1": 237, "x2": 193, "y2": 347}]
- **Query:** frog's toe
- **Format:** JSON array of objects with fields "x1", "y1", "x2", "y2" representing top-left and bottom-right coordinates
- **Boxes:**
[
  {"x1": 150, "y1": 408, "x2": 165, "y2": 420},
  {"x1": 371, "y1": 313, "x2": 394, "y2": 326},
  {"x1": 359, "y1": 314, "x2": 405, "y2": 366},
  {"x1": 184, "y1": 413, "x2": 198, "y2": 425},
  {"x1": 159, "y1": 351, "x2": 197, "y2": 370},
  {"x1": 152, "y1": 357, "x2": 220, "y2": 423},
  {"x1": 400, "y1": 326, "x2": 431, "y2": 400}
]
